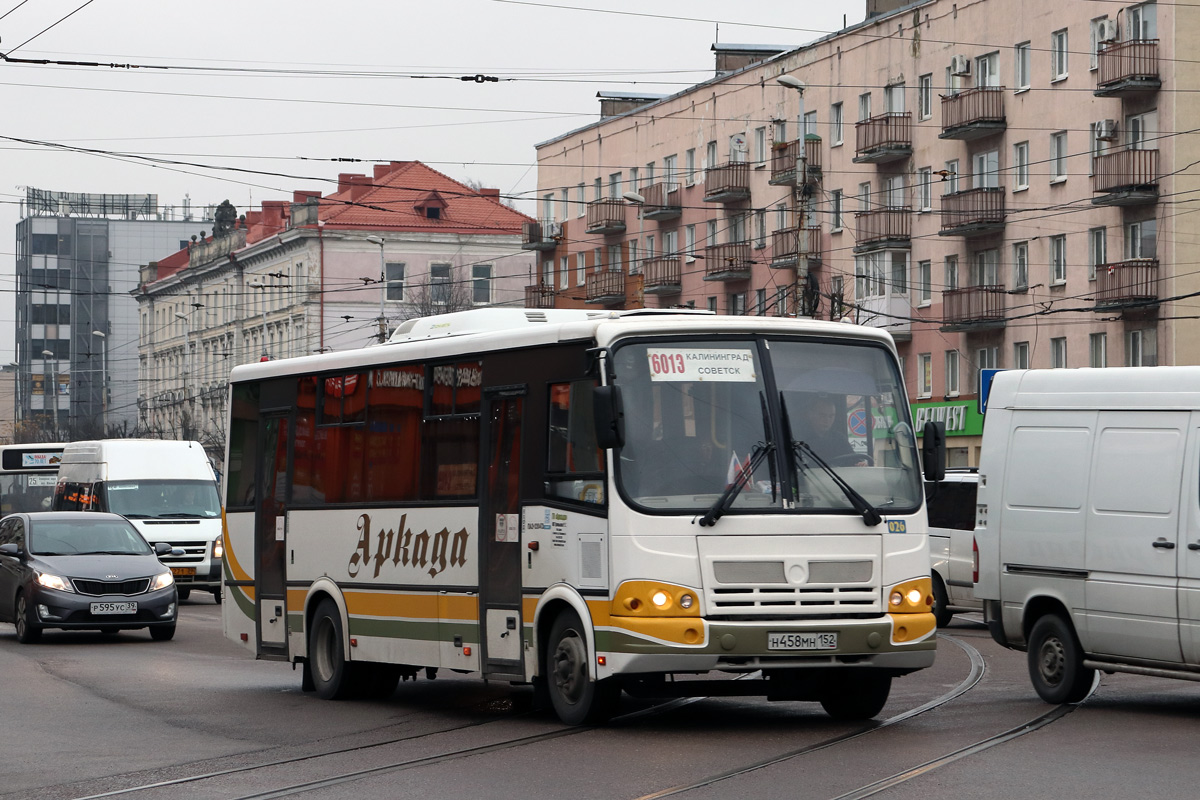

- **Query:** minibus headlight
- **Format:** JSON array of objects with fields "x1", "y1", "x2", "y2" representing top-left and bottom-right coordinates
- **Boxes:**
[
  {"x1": 887, "y1": 577, "x2": 933, "y2": 613},
  {"x1": 212, "y1": 536, "x2": 223, "y2": 560}
]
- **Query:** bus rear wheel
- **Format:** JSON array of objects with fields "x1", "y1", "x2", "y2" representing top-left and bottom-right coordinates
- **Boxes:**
[
  {"x1": 819, "y1": 672, "x2": 891, "y2": 720},
  {"x1": 309, "y1": 599, "x2": 353, "y2": 699},
  {"x1": 546, "y1": 609, "x2": 618, "y2": 725}
]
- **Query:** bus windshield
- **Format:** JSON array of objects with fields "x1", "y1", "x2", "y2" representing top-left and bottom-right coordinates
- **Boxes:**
[
  {"x1": 0, "y1": 473, "x2": 58, "y2": 514},
  {"x1": 611, "y1": 337, "x2": 922, "y2": 516},
  {"x1": 102, "y1": 479, "x2": 222, "y2": 519}
]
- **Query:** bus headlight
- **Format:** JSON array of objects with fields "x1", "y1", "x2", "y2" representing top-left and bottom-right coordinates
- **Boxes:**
[
  {"x1": 887, "y1": 577, "x2": 933, "y2": 613},
  {"x1": 612, "y1": 581, "x2": 700, "y2": 617}
]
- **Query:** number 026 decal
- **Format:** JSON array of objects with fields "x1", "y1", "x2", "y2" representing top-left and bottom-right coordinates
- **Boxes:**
[{"x1": 646, "y1": 349, "x2": 757, "y2": 383}]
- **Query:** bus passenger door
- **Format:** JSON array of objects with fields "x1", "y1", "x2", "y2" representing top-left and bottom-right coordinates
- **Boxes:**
[
  {"x1": 479, "y1": 387, "x2": 526, "y2": 679},
  {"x1": 256, "y1": 412, "x2": 291, "y2": 659}
]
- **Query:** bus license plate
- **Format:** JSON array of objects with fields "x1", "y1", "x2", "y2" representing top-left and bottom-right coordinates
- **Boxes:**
[
  {"x1": 768, "y1": 632, "x2": 837, "y2": 650},
  {"x1": 91, "y1": 602, "x2": 137, "y2": 615}
]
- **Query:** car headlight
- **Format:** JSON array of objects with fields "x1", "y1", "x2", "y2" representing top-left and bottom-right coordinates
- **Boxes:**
[
  {"x1": 35, "y1": 570, "x2": 73, "y2": 593},
  {"x1": 149, "y1": 571, "x2": 175, "y2": 591}
]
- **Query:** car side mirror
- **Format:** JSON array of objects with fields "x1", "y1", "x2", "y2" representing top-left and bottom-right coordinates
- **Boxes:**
[
  {"x1": 0, "y1": 542, "x2": 22, "y2": 557},
  {"x1": 921, "y1": 421, "x2": 947, "y2": 482},
  {"x1": 592, "y1": 384, "x2": 625, "y2": 450}
]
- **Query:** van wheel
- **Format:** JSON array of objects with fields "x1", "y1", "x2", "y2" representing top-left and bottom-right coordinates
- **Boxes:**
[
  {"x1": 819, "y1": 672, "x2": 891, "y2": 720},
  {"x1": 546, "y1": 609, "x2": 619, "y2": 725},
  {"x1": 931, "y1": 574, "x2": 953, "y2": 628},
  {"x1": 309, "y1": 599, "x2": 353, "y2": 699},
  {"x1": 211, "y1": 589, "x2": 222, "y2": 605},
  {"x1": 177, "y1": 589, "x2": 191, "y2": 601},
  {"x1": 1027, "y1": 614, "x2": 1094, "y2": 704}
]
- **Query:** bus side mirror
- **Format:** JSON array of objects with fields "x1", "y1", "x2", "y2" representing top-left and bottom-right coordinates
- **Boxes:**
[
  {"x1": 921, "y1": 421, "x2": 946, "y2": 482},
  {"x1": 593, "y1": 385, "x2": 625, "y2": 450}
]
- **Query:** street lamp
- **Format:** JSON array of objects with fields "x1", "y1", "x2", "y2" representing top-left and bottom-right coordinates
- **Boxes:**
[
  {"x1": 91, "y1": 331, "x2": 107, "y2": 431},
  {"x1": 174, "y1": 313, "x2": 193, "y2": 407},
  {"x1": 40, "y1": 349, "x2": 58, "y2": 440},
  {"x1": 365, "y1": 235, "x2": 388, "y2": 343},
  {"x1": 247, "y1": 281, "x2": 269, "y2": 360},
  {"x1": 622, "y1": 192, "x2": 645, "y2": 276}
]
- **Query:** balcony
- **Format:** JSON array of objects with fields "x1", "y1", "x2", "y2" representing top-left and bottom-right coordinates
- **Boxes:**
[
  {"x1": 641, "y1": 182, "x2": 682, "y2": 221},
  {"x1": 939, "y1": 87, "x2": 1006, "y2": 141},
  {"x1": 702, "y1": 242, "x2": 753, "y2": 281},
  {"x1": 854, "y1": 208, "x2": 912, "y2": 252},
  {"x1": 585, "y1": 198, "x2": 627, "y2": 234},
  {"x1": 939, "y1": 187, "x2": 1006, "y2": 237},
  {"x1": 770, "y1": 226, "x2": 822, "y2": 270},
  {"x1": 642, "y1": 256, "x2": 682, "y2": 295},
  {"x1": 703, "y1": 162, "x2": 751, "y2": 203},
  {"x1": 856, "y1": 294, "x2": 911, "y2": 340},
  {"x1": 1093, "y1": 259, "x2": 1159, "y2": 311},
  {"x1": 940, "y1": 285, "x2": 1007, "y2": 331},
  {"x1": 1093, "y1": 148, "x2": 1159, "y2": 206},
  {"x1": 1095, "y1": 40, "x2": 1161, "y2": 97},
  {"x1": 853, "y1": 113, "x2": 912, "y2": 164},
  {"x1": 525, "y1": 282, "x2": 556, "y2": 309},
  {"x1": 768, "y1": 136, "x2": 822, "y2": 186},
  {"x1": 521, "y1": 219, "x2": 560, "y2": 251},
  {"x1": 585, "y1": 270, "x2": 626, "y2": 305}
]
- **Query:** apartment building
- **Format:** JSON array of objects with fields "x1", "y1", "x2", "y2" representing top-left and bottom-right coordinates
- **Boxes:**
[
  {"x1": 529, "y1": 0, "x2": 1194, "y2": 465},
  {"x1": 133, "y1": 161, "x2": 535, "y2": 454},
  {"x1": 14, "y1": 189, "x2": 212, "y2": 438}
]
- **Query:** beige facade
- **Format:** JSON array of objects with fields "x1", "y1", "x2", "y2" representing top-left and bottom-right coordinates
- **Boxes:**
[{"x1": 531, "y1": 0, "x2": 1193, "y2": 465}]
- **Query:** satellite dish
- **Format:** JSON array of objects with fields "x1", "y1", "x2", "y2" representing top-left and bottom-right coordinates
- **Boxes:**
[{"x1": 730, "y1": 133, "x2": 748, "y2": 152}]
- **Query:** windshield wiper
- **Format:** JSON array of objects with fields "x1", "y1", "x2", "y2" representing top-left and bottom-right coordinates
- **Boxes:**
[
  {"x1": 779, "y1": 392, "x2": 883, "y2": 527},
  {"x1": 698, "y1": 440, "x2": 775, "y2": 528},
  {"x1": 121, "y1": 513, "x2": 153, "y2": 519}
]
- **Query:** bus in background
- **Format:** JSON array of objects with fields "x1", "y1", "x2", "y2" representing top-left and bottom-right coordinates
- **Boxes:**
[
  {"x1": 0, "y1": 444, "x2": 65, "y2": 514},
  {"x1": 222, "y1": 309, "x2": 945, "y2": 725},
  {"x1": 53, "y1": 440, "x2": 224, "y2": 603}
]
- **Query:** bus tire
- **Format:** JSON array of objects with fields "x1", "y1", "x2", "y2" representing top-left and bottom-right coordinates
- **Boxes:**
[
  {"x1": 309, "y1": 599, "x2": 353, "y2": 700},
  {"x1": 1027, "y1": 613, "x2": 1094, "y2": 704},
  {"x1": 359, "y1": 663, "x2": 401, "y2": 699},
  {"x1": 211, "y1": 589, "x2": 223, "y2": 605},
  {"x1": 932, "y1": 574, "x2": 953, "y2": 628},
  {"x1": 546, "y1": 609, "x2": 619, "y2": 725},
  {"x1": 819, "y1": 672, "x2": 891, "y2": 720}
]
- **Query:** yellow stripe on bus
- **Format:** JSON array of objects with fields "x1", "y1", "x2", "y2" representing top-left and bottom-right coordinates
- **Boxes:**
[{"x1": 343, "y1": 590, "x2": 479, "y2": 621}]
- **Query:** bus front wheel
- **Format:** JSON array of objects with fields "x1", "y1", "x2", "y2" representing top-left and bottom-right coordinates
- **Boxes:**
[
  {"x1": 545, "y1": 609, "x2": 619, "y2": 725},
  {"x1": 819, "y1": 672, "x2": 891, "y2": 720},
  {"x1": 309, "y1": 599, "x2": 353, "y2": 700}
]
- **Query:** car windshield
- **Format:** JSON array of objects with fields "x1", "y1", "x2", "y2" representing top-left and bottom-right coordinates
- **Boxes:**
[
  {"x1": 611, "y1": 336, "x2": 923, "y2": 515},
  {"x1": 103, "y1": 479, "x2": 221, "y2": 518},
  {"x1": 29, "y1": 518, "x2": 152, "y2": 555}
]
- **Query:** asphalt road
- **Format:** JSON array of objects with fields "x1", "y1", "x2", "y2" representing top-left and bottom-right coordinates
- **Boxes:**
[{"x1": 3, "y1": 599, "x2": 1200, "y2": 800}]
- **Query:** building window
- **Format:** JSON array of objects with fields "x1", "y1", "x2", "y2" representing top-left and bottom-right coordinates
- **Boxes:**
[
  {"x1": 1051, "y1": 28, "x2": 1069, "y2": 80},
  {"x1": 472, "y1": 264, "x2": 493, "y2": 304},
  {"x1": 756, "y1": 288, "x2": 766, "y2": 316},
  {"x1": 831, "y1": 189, "x2": 844, "y2": 230},
  {"x1": 754, "y1": 210, "x2": 766, "y2": 248},
  {"x1": 575, "y1": 252, "x2": 586, "y2": 286},
  {"x1": 803, "y1": 110, "x2": 817, "y2": 139},
  {"x1": 430, "y1": 263, "x2": 451, "y2": 305},
  {"x1": 1089, "y1": 332, "x2": 1107, "y2": 368},
  {"x1": 971, "y1": 249, "x2": 999, "y2": 286},
  {"x1": 1050, "y1": 132, "x2": 1068, "y2": 182},
  {"x1": 858, "y1": 92, "x2": 872, "y2": 122},
  {"x1": 890, "y1": 251, "x2": 908, "y2": 294},
  {"x1": 1126, "y1": 328, "x2": 1157, "y2": 366},
  {"x1": 1050, "y1": 235, "x2": 1067, "y2": 283},
  {"x1": 1129, "y1": 2, "x2": 1157, "y2": 39},
  {"x1": 685, "y1": 224, "x2": 696, "y2": 260},
  {"x1": 607, "y1": 244, "x2": 622, "y2": 272},
  {"x1": 1051, "y1": 337, "x2": 1068, "y2": 368},
  {"x1": 1013, "y1": 242, "x2": 1029, "y2": 290},
  {"x1": 576, "y1": 184, "x2": 585, "y2": 217},
  {"x1": 944, "y1": 159, "x2": 960, "y2": 194},
  {"x1": 684, "y1": 149, "x2": 696, "y2": 185},
  {"x1": 385, "y1": 262, "x2": 405, "y2": 301},
  {"x1": 1127, "y1": 218, "x2": 1157, "y2": 259},
  {"x1": 1014, "y1": 341, "x2": 1030, "y2": 369},
  {"x1": 831, "y1": 102, "x2": 843, "y2": 145},
  {"x1": 1015, "y1": 41, "x2": 1031, "y2": 90},
  {"x1": 1089, "y1": 17, "x2": 1109, "y2": 70},
  {"x1": 772, "y1": 119, "x2": 787, "y2": 147},
  {"x1": 855, "y1": 254, "x2": 886, "y2": 299},
  {"x1": 706, "y1": 140, "x2": 717, "y2": 169},
  {"x1": 1088, "y1": 227, "x2": 1107, "y2": 280},
  {"x1": 1013, "y1": 141, "x2": 1029, "y2": 190},
  {"x1": 707, "y1": 296, "x2": 718, "y2": 313},
  {"x1": 918, "y1": 74, "x2": 933, "y2": 119},
  {"x1": 858, "y1": 181, "x2": 872, "y2": 212},
  {"x1": 917, "y1": 167, "x2": 932, "y2": 211},
  {"x1": 917, "y1": 260, "x2": 931, "y2": 306},
  {"x1": 754, "y1": 127, "x2": 766, "y2": 164},
  {"x1": 976, "y1": 52, "x2": 1000, "y2": 87},
  {"x1": 945, "y1": 255, "x2": 959, "y2": 291},
  {"x1": 945, "y1": 351, "x2": 960, "y2": 397},
  {"x1": 918, "y1": 353, "x2": 932, "y2": 398},
  {"x1": 973, "y1": 150, "x2": 999, "y2": 190},
  {"x1": 728, "y1": 292, "x2": 746, "y2": 316}
]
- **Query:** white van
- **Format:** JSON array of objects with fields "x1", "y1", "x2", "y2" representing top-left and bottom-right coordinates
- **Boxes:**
[
  {"x1": 975, "y1": 367, "x2": 1200, "y2": 703},
  {"x1": 53, "y1": 440, "x2": 224, "y2": 602},
  {"x1": 925, "y1": 468, "x2": 982, "y2": 626}
]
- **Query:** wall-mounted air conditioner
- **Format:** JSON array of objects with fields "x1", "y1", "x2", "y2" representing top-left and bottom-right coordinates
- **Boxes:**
[
  {"x1": 1097, "y1": 19, "x2": 1119, "y2": 44},
  {"x1": 950, "y1": 55, "x2": 971, "y2": 77},
  {"x1": 1096, "y1": 119, "x2": 1119, "y2": 141}
]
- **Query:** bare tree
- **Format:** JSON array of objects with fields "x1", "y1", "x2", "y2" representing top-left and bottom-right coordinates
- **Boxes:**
[{"x1": 396, "y1": 267, "x2": 478, "y2": 323}]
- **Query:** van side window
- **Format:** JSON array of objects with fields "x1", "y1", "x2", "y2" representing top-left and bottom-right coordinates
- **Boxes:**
[{"x1": 925, "y1": 481, "x2": 977, "y2": 530}]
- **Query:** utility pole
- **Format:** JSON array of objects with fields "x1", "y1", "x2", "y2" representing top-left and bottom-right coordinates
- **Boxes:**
[
  {"x1": 365, "y1": 235, "x2": 388, "y2": 343},
  {"x1": 778, "y1": 75, "x2": 809, "y2": 317},
  {"x1": 91, "y1": 330, "x2": 107, "y2": 432}
]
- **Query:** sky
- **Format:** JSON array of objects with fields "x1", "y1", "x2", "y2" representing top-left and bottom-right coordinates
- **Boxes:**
[{"x1": 0, "y1": 0, "x2": 859, "y2": 361}]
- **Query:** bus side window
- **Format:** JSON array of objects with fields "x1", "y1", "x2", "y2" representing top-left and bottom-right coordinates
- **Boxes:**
[{"x1": 546, "y1": 380, "x2": 604, "y2": 505}]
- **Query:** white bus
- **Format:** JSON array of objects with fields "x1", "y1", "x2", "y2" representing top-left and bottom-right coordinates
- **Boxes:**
[
  {"x1": 221, "y1": 309, "x2": 945, "y2": 724},
  {"x1": 0, "y1": 443, "x2": 65, "y2": 515}
]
